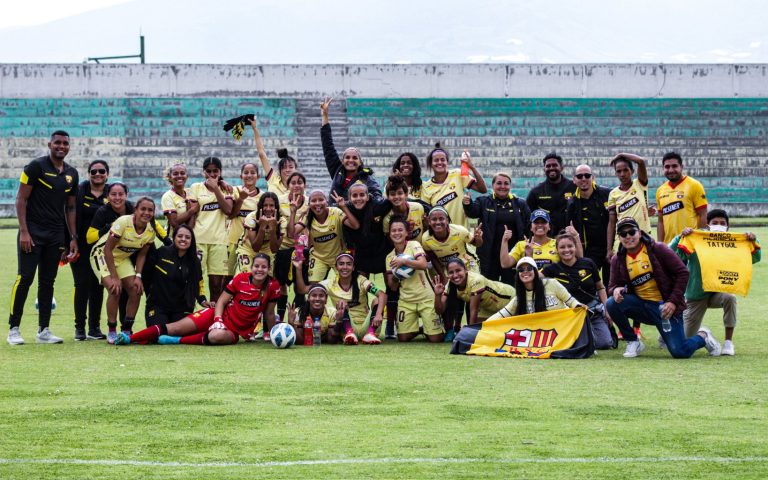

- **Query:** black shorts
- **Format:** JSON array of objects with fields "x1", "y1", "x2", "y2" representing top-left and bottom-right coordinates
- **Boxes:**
[
  {"x1": 274, "y1": 248, "x2": 295, "y2": 285},
  {"x1": 146, "y1": 307, "x2": 190, "y2": 327}
]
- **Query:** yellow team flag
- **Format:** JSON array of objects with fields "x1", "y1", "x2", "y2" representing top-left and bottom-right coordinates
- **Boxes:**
[
  {"x1": 450, "y1": 307, "x2": 591, "y2": 359},
  {"x1": 678, "y1": 230, "x2": 759, "y2": 296}
]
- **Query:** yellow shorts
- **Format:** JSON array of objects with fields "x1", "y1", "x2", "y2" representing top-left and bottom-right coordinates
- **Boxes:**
[
  {"x1": 308, "y1": 255, "x2": 333, "y2": 282},
  {"x1": 198, "y1": 243, "x2": 229, "y2": 276},
  {"x1": 397, "y1": 300, "x2": 444, "y2": 335},
  {"x1": 90, "y1": 249, "x2": 136, "y2": 280},
  {"x1": 227, "y1": 243, "x2": 239, "y2": 276},
  {"x1": 348, "y1": 308, "x2": 381, "y2": 338}
]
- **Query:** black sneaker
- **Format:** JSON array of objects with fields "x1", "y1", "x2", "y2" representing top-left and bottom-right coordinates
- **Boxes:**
[
  {"x1": 87, "y1": 329, "x2": 107, "y2": 340},
  {"x1": 74, "y1": 329, "x2": 87, "y2": 341}
]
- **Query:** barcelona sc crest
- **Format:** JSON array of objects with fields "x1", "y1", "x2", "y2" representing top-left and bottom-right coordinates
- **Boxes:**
[{"x1": 495, "y1": 328, "x2": 558, "y2": 357}]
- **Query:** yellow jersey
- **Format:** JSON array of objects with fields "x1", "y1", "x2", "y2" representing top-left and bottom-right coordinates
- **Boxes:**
[
  {"x1": 187, "y1": 182, "x2": 232, "y2": 245},
  {"x1": 382, "y1": 202, "x2": 426, "y2": 244},
  {"x1": 93, "y1": 214, "x2": 158, "y2": 263},
  {"x1": 421, "y1": 224, "x2": 477, "y2": 270},
  {"x1": 308, "y1": 206, "x2": 346, "y2": 265},
  {"x1": 292, "y1": 304, "x2": 338, "y2": 332},
  {"x1": 489, "y1": 278, "x2": 579, "y2": 318},
  {"x1": 278, "y1": 194, "x2": 310, "y2": 250},
  {"x1": 626, "y1": 244, "x2": 663, "y2": 302},
  {"x1": 160, "y1": 189, "x2": 189, "y2": 232},
  {"x1": 608, "y1": 179, "x2": 652, "y2": 235},
  {"x1": 321, "y1": 275, "x2": 380, "y2": 324},
  {"x1": 227, "y1": 186, "x2": 262, "y2": 245},
  {"x1": 266, "y1": 168, "x2": 290, "y2": 197},
  {"x1": 421, "y1": 169, "x2": 475, "y2": 228},
  {"x1": 656, "y1": 176, "x2": 708, "y2": 243},
  {"x1": 449, "y1": 271, "x2": 514, "y2": 319},
  {"x1": 386, "y1": 241, "x2": 434, "y2": 304},
  {"x1": 236, "y1": 210, "x2": 285, "y2": 257},
  {"x1": 510, "y1": 238, "x2": 559, "y2": 270}
]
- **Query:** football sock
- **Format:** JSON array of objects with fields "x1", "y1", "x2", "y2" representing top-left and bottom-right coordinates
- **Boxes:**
[
  {"x1": 277, "y1": 294, "x2": 288, "y2": 319},
  {"x1": 121, "y1": 318, "x2": 135, "y2": 333},
  {"x1": 130, "y1": 324, "x2": 164, "y2": 344},
  {"x1": 107, "y1": 322, "x2": 117, "y2": 333},
  {"x1": 180, "y1": 332, "x2": 208, "y2": 345}
]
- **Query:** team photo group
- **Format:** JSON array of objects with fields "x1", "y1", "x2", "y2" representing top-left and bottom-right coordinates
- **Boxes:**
[{"x1": 8, "y1": 97, "x2": 761, "y2": 359}]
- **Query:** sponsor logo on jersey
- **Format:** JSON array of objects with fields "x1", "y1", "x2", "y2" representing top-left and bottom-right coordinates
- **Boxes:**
[
  {"x1": 239, "y1": 209, "x2": 254, "y2": 217},
  {"x1": 117, "y1": 246, "x2": 140, "y2": 253},
  {"x1": 618, "y1": 196, "x2": 639, "y2": 213},
  {"x1": 677, "y1": 192, "x2": 685, "y2": 199},
  {"x1": 661, "y1": 201, "x2": 683, "y2": 215},
  {"x1": 630, "y1": 272, "x2": 652, "y2": 286},
  {"x1": 315, "y1": 233, "x2": 337, "y2": 243},
  {"x1": 435, "y1": 192, "x2": 457, "y2": 207},
  {"x1": 201, "y1": 203, "x2": 221, "y2": 212},
  {"x1": 238, "y1": 299, "x2": 262, "y2": 307}
]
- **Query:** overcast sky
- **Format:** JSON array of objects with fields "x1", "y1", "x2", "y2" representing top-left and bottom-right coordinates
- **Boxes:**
[{"x1": 1, "y1": 0, "x2": 765, "y2": 64}]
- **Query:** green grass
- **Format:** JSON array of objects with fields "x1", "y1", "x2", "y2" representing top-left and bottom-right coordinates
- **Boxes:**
[{"x1": 1, "y1": 228, "x2": 767, "y2": 479}]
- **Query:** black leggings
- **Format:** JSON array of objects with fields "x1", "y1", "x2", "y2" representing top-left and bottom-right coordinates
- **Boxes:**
[
  {"x1": 70, "y1": 249, "x2": 104, "y2": 332},
  {"x1": 9, "y1": 233, "x2": 63, "y2": 329}
]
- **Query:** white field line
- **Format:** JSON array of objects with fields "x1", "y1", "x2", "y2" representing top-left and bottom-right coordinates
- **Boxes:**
[{"x1": 0, "y1": 456, "x2": 766, "y2": 468}]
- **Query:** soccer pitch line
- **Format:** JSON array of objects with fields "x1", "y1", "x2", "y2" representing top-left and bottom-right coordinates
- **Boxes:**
[{"x1": 0, "y1": 456, "x2": 766, "y2": 468}]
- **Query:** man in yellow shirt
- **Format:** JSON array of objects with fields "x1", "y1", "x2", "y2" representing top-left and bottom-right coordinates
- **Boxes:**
[
  {"x1": 656, "y1": 152, "x2": 708, "y2": 243},
  {"x1": 606, "y1": 218, "x2": 720, "y2": 359}
]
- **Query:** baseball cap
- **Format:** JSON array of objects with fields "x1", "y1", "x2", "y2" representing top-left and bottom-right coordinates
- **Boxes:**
[
  {"x1": 517, "y1": 256, "x2": 538, "y2": 271},
  {"x1": 530, "y1": 209, "x2": 550, "y2": 223},
  {"x1": 616, "y1": 217, "x2": 640, "y2": 231}
]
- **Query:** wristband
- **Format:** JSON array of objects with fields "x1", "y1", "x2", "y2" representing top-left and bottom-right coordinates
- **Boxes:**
[{"x1": 135, "y1": 273, "x2": 142, "y2": 279}]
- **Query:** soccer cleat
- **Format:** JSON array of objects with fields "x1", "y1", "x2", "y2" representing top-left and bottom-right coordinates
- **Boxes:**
[
  {"x1": 657, "y1": 335, "x2": 667, "y2": 350},
  {"x1": 623, "y1": 340, "x2": 645, "y2": 358},
  {"x1": 362, "y1": 332, "x2": 381, "y2": 345},
  {"x1": 107, "y1": 331, "x2": 118, "y2": 345},
  {"x1": 7, "y1": 327, "x2": 24, "y2": 345},
  {"x1": 343, "y1": 331, "x2": 359, "y2": 345},
  {"x1": 87, "y1": 329, "x2": 107, "y2": 340},
  {"x1": 263, "y1": 331, "x2": 271, "y2": 343},
  {"x1": 698, "y1": 326, "x2": 721, "y2": 356},
  {"x1": 114, "y1": 332, "x2": 131, "y2": 345},
  {"x1": 721, "y1": 340, "x2": 735, "y2": 356},
  {"x1": 158, "y1": 335, "x2": 181, "y2": 345},
  {"x1": 443, "y1": 329, "x2": 456, "y2": 343},
  {"x1": 385, "y1": 333, "x2": 397, "y2": 340},
  {"x1": 36, "y1": 328, "x2": 63, "y2": 344},
  {"x1": 251, "y1": 330, "x2": 264, "y2": 340},
  {"x1": 74, "y1": 329, "x2": 87, "y2": 342}
]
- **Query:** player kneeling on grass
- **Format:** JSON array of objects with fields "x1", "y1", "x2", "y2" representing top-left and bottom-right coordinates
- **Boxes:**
[
  {"x1": 606, "y1": 218, "x2": 720, "y2": 358},
  {"x1": 287, "y1": 284, "x2": 343, "y2": 344},
  {"x1": 115, "y1": 254, "x2": 280, "y2": 346},
  {"x1": 434, "y1": 258, "x2": 514, "y2": 325},
  {"x1": 385, "y1": 217, "x2": 445, "y2": 342},
  {"x1": 487, "y1": 256, "x2": 583, "y2": 320},
  {"x1": 670, "y1": 209, "x2": 761, "y2": 356},
  {"x1": 293, "y1": 252, "x2": 386, "y2": 345}
]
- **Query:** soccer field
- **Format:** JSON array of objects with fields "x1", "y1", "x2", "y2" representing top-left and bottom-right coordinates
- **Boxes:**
[{"x1": 1, "y1": 228, "x2": 767, "y2": 479}]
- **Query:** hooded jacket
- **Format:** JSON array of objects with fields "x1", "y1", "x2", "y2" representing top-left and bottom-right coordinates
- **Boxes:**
[{"x1": 321, "y1": 124, "x2": 382, "y2": 202}]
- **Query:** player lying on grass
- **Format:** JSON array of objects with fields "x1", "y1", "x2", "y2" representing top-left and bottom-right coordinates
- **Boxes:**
[{"x1": 114, "y1": 253, "x2": 280, "y2": 345}]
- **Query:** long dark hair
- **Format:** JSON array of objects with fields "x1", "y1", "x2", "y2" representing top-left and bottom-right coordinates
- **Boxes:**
[
  {"x1": 173, "y1": 224, "x2": 203, "y2": 308},
  {"x1": 277, "y1": 148, "x2": 298, "y2": 174},
  {"x1": 426, "y1": 142, "x2": 449, "y2": 171},
  {"x1": 445, "y1": 257, "x2": 467, "y2": 307},
  {"x1": 336, "y1": 254, "x2": 365, "y2": 309},
  {"x1": 298, "y1": 284, "x2": 327, "y2": 321},
  {"x1": 304, "y1": 191, "x2": 327, "y2": 235},
  {"x1": 514, "y1": 270, "x2": 546, "y2": 315},
  {"x1": 392, "y1": 153, "x2": 422, "y2": 191},
  {"x1": 347, "y1": 183, "x2": 375, "y2": 236},
  {"x1": 255, "y1": 192, "x2": 281, "y2": 234}
]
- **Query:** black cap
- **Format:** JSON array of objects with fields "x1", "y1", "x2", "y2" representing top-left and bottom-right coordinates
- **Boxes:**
[{"x1": 616, "y1": 217, "x2": 640, "y2": 231}]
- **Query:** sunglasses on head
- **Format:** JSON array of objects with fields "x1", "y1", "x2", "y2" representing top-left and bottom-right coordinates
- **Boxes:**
[
  {"x1": 618, "y1": 228, "x2": 638, "y2": 238},
  {"x1": 517, "y1": 265, "x2": 535, "y2": 273},
  {"x1": 575, "y1": 173, "x2": 592, "y2": 179},
  {"x1": 90, "y1": 168, "x2": 106, "y2": 175}
]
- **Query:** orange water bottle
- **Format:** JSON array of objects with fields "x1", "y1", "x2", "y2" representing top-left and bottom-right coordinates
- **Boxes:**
[{"x1": 460, "y1": 150, "x2": 470, "y2": 177}]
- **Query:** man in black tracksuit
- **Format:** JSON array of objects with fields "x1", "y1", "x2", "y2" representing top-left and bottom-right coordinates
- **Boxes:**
[
  {"x1": 526, "y1": 153, "x2": 577, "y2": 236},
  {"x1": 567, "y1": 164, "x2": 612, "y2": 284}
]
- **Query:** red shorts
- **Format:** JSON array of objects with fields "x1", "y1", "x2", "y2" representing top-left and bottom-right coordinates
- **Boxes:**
[{"x1": 188, "y1": 308, "x2": 239, "y2": 343}]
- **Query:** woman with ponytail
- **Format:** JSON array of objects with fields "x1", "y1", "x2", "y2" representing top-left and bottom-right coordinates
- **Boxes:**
[{"x1": 249, "y1": 116, "x2": 298, "y2": 197}]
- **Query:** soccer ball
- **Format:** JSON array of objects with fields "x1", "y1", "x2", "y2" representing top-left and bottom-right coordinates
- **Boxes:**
[
  {"x1": 34, "y1": 297, "x2": 56, "y2": 311},
  {"x1": 270, "y1": 323, "x2": 296, "y2": 349},
  {"x1": 393, "y1": 254, "x2": 415, "y2": 280}
]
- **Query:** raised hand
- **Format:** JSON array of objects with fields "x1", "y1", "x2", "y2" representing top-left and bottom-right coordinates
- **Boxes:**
[
  {"x1": 330, "y1": 191, "x2": 346, "y2": 208},
  {"x1": 433, "y1": 276, "x2": 445, "y2": 295},
  {"x1": 523, "y1": 235, "x2": 535, "y2": 257},
  {"x1": 501, "y1": 225, "x2": 513, "y2": 242},
  {"x1": 320, "y1": 97, "x2": 333, "y2": 116}
]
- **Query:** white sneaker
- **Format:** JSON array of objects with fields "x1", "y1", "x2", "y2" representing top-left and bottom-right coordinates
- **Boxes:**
[
  {"x1": 698, "y1": 326, "x2": 721, "y2": 356},
  {"x1": 721, "y1": 340, "x2": 735, "y2": 356},
  {"x1": 623, "y1": 340, "x2": 645, "y2": 358},
  {"x1": 7, "y1": 327, "x2": 24, "y2": 345},
  {"x1": 36, "y1": 328, "x2": 63, "y2": 344},
  {"x1": 657, "y1": 335, "x2": 667, "y2": 350}
]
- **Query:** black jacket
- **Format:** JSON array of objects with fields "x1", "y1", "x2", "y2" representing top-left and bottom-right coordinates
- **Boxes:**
[
  {"x1": 321, "y1": 124, "x2": 382, "y2": 202},
  {"x1": 566, "y1": 184, "x2": 611, "y2": 258},
  {"x1": 526, "y1": 177, "x2": 577, "y2": 235},
  {"x1": 464, "y1": 193, "x2": 530, "y2": 276}
]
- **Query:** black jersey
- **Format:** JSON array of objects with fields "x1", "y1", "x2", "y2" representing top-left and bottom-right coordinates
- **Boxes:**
[{"x1": 20, "y1": 156, "x2": 79, "y2": 243}]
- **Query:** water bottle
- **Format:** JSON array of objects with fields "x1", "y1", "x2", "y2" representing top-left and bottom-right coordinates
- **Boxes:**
[
  {"x1": 313, "y1": 317, "x2": 322, "y2": 347},
  {"x1": 295, "y1": 234, "x2": 308, "y2": 262},
  {"x1": 659, "y1": 301, "x2": 671, "y2": 333},
  {"x1": 303, "y1": 316, "x2": 313, "y2": 346},
  {"x1": 460, "y1": 150, "x2": 470, "y2": 176}
]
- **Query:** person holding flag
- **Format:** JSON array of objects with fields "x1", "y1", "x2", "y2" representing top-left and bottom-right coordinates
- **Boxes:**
[{"x1": 670, "y1": 209, "x2": 761, "y2": 356}]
